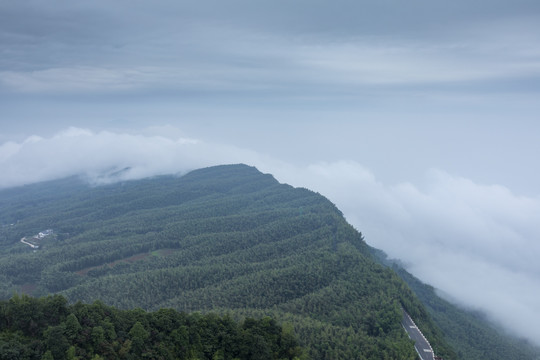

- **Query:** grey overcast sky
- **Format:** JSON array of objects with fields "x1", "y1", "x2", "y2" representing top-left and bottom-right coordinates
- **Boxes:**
[{"x1": 2, "y1": 0, "x2": 540, "y2": 346}]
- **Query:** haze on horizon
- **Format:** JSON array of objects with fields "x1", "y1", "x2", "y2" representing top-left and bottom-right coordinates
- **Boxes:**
[{"x1": 2, "y1": 0, "x2": 540, "y2": 347}]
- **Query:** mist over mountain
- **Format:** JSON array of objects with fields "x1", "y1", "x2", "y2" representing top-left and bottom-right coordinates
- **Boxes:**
[
  {"x1": 1, "y1": 164, "x2": 539, "y2": 359},
  {"x1": 2, "y1": 128, "x2": 540, "y2": 348},
  {"x1": 1, "y1": 164, "x2": 454, "y2": 359}
]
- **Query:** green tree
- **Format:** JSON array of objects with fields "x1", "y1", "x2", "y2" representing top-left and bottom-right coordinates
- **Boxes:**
[
  {"x1": 66, "y1": 346, "x2": 79, "y2": 360},
  {"x1": 102, "y1": 318, "x2": 117, "y2": 341},
  {"x1": 42, "y1": 351, "x2": 54, "y2": 360},
  {"x1": 91, "y1": 326, "x2": 106, "y2": 350},
  {"x1": 64, "y1": 314, "x2": 82, "y2": 341},
  {"x1": 45, "y1": 325, "x2": 69, "y2": 360},
  {"x1": 128, "y1": 321, "x2": 149, "y2": 354}
]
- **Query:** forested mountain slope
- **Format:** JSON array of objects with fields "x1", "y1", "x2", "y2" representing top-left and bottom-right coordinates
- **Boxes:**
[
  {"x1": 395, "y1": 265, "x2": 540, "y2": 360},
  {"x1": 370, "y1": 249, "x2": 540, "y2": 360},
  {"x1": 0, "y1": 164, "x2": 455, "y2": 359}
]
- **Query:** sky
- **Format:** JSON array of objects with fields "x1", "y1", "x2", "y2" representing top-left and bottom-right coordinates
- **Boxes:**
[{"x1": 2, "y1": 0, "x2": 540, "y2": 346}]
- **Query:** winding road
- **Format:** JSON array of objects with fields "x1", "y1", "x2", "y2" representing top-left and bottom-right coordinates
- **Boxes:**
[
  {"x1": 20, "y1": 237, "x2": 39, "y2": 249},
  {"x1": 402, "y1": 309, "x2": 435, "y2": 360}
]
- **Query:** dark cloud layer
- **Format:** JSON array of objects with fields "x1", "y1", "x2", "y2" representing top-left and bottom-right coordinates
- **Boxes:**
[{"x1": 2, "y1": 1, "x2": 540, "y2": 94}]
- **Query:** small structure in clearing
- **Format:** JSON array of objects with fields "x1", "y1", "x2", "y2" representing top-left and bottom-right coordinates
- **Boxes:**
[{"x1": 21, "y1": 229, "x2": 54, "y2": 250}]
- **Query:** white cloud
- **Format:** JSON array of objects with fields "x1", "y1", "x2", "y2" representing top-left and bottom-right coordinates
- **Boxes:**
[{"x1": 0, "y1": 127, "x2": 264, "y2": 188}]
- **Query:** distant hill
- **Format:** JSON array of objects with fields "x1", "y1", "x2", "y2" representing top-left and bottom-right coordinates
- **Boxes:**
[{"x1": 1, "y1": 164, "x2": 455, "y2": 359}]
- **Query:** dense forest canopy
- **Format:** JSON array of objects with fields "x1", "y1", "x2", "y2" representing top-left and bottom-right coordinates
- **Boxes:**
[
  {"x1": 1, "y1": 164, "x2": 443, "y2": 359},
  {"x1": 7, "y1": 163, "x2": 535, "y2": 359},
  {"x1": 0, "y1": 294, "x2": 305, "y2": 360}
]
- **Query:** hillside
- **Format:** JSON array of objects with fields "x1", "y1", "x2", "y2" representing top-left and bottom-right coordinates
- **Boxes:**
[
  {"x1": 0, "y1": 164, "x2": 454, "y2": 359},
  {"x1": 370, "y1": 249, "x2": 540, "y2": 360},
  {"x1": 395, "y1": 265, "x2": 540, "y2": 360}
]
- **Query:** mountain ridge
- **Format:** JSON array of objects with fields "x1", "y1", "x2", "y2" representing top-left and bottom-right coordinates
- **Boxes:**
[{"x1": 0, "y1": 164, "x2": 455, "y2": 358}]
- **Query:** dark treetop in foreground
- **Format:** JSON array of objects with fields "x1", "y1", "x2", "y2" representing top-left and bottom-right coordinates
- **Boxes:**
[{"x1": 0, "y1": 294, "x2": 305, "y2": 360}]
